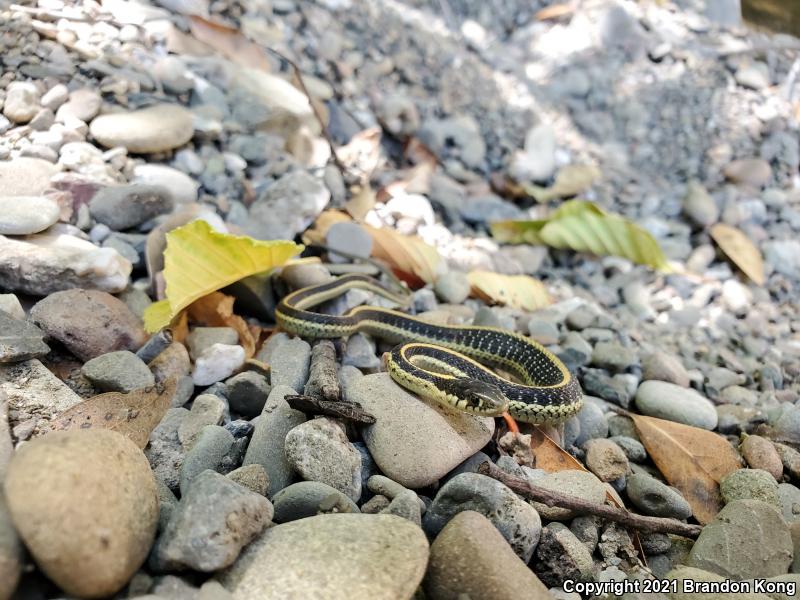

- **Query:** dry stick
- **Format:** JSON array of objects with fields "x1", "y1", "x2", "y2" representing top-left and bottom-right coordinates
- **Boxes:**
[
  {"x1": 478, "y1": 461, "x2": 703, "y2": 539},
  {"x1": 304, "y1": 340, "x2": 341, "y2": 402}
]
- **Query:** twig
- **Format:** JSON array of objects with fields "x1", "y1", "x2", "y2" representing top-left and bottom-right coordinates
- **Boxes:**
[
  {"x1": 263, "y1": 47, "x2": 348, "y2": 177},
  {"x1": 478, "y1": 461, "x2": 703, "y2": 539},
  {"x1": 284, "y1": 394, "x2": 376, "y2": 424},
  {"x1": 304, "y1": 340, "x2": 340, "y2": 402},
  {"x1": 136, "y1": 329, "x2": 173, "y2": 363}
]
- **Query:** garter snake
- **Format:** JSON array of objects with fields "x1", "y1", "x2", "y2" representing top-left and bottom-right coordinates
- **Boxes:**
[{"x1": 275, "y1": 273, "x2": 583, "y2": 424}]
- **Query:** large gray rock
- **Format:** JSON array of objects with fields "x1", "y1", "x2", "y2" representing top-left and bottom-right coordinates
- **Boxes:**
[
  {"x1": 534, "y1": 522, "x2": 595, "y2": 587},
  {"x1": 219, "y1": 514, "x2": 428, "y2": 600},
  {"x1": 635, "y1": 380, "x2": 718, "y2": 430},
  {"x1": 89, "y1": 184, "x2": 173, "y2": 230},
  {"x1": 90, "y1": 104, "x2": 194, "y2": 153}
]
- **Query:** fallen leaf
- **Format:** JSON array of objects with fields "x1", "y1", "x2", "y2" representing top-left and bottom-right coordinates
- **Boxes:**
[
  {"x1": 710, "y1": 223, "x2": 765, "y2": 285},
  {"x1": 366, "y1": 225, "x2": 441, "y2": 285},
  {"x1": 143, "y1": 220, "x2": 302, "y2": 332},
  {"x1": 630, "y1": 413, "x2": 742, "y2": 524},
  {"x1": 535, "y1": 0, "x2": 577, "y2": 20},
  {"x1": 301, "y1": 209, "x2": 352, "y2": 246},
  {"x1": 187, "y1": 292, "x2": 256, "y2": 358},
  {"x1": 530, "y1": 428, "x2": 586, "y2": 472},
  {"x1": 344, "y1": 184, "x2": 376, "y2": 221},
  {"x1": 50, "y1": 379, "x2": 176, "y2": 449},
  {"x1": 188, "y1": 16, "x2": 272, "y2": 72},
  {"x1": 525, "y1": 164, "x2": 600, "y2": 203},
  {"x1": 467, "y1": 270, "x2": 551, "y2": 311}
]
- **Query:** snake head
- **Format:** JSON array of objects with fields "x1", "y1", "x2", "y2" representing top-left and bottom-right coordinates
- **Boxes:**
[{"x1": 452, "y1": 379, "x2": 509, "y2": 416}]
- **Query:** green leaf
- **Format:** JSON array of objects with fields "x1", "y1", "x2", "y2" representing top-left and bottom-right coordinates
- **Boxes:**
[{"x1": 143, "y1": 220, "x2": 303, "y2": 332}]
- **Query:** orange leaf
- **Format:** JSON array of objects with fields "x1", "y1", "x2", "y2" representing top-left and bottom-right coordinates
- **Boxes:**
[
  {"x1": 630, "y1": 413, "x2": 742, "y2": 524},
  {"x1": 187, "y1": 292, "x2": 257, "y2": 358},
  {"x1": 189, "y1": 16, "x2": 272, "y2": 72},
  {"x1": 530, "y1": 428, "x2": 586, "y2": 473}
]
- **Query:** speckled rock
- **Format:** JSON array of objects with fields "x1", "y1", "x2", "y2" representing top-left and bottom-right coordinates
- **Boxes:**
[
  {"x1": 778, "y1": 483, "x2": 800, "y2": 524},
  {"x1": 0, "y1": 157, "x2": 58, "y2": 197},
  {"x1": 530, "y1": 470, "x2": 608, "y2": 520},
  {"x1": 3, "y1": 430, "x2": 158, "y2": 598},
  {"x1": 583, "y1": 438, "x2": 629, "y2": 482},
  {"x1": 0, "y1": 312, "x2": 49, "y2": 363},
  {"x1": 0, "y1": 494, "x2": 22, "y2": 600},
  {"x1": 720, "y1": 469, "x2": 780, "y2": 507},
  {"x1": 90, "y1": 104, "x2": 194, "y2": 153},
  {"x1": 741, "y1": 435, "x2": 783, "y2": 480},
  {"x1": 227, "y1": 464, "x2": 270, "y2": 496},
  {"x1": 257, "y1": 333, "x2": 311, "y2": 391},
  {"x1": 89, "y1": 184, "x2": 173, "y2": 230},
  {"x1": 534, "y1": 522, "x2": 595, "y2": 587}
]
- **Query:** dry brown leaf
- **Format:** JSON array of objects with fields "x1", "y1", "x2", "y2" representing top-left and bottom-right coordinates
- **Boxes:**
[
  {"x1": 630, "y1": 413, "x2": 742, "y2": 524},
  {"x1": 344, "y1": 185, "x2": 376, "y2": 221},
  {"x1": 710, "y1": 223, "x2": 765, "y2": 285},
  {"x1": 188, "y1": 16, "x2": 272, "y2": 72},
  {"x1": 467, "y1": 271, "x2": 551, "y2": 311},
  {"x1": 50, "y1": 379, "x2": 176, "y2": 449},
  {"x1": 365, "y1": 225, "x2": 441, "y2": 286},
  {"x1": 535, "y1": 1, "x2": 577, "y2": 20},
  {"x1": 301, "y1": 209, "x2": 352, "y2": 246},
  {"x1": 530, "y1": 428, "x2": 586, "y2": 472},
  {"x1": 187, "y1": 292, "x2": 256, "y2": 358}
]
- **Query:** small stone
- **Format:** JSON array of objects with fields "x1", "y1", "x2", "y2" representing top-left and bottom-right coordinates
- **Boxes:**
[
  {"x1": 186, "y1": 327, "x2": 238, "y2": 360},
  {"x1": 179, "y1": 425, "x2": 234, "y2": 494},
  {"x1": 0, "y1": 312, "x2": 49, "y2": 363},
  {"x1": 0, "y1": 295, "x2": 24, "y2": 321},
  {"x1": 721, "y1": 279, "x2": 752, "y2": 316},
  {"x1": 626, "y1": 473, "x2": 692, "y2": 519},
  {"x1": 41, "y1": 84, "x2": 69, "y2": 111},
  {"x1": 149, "y1": 342, "x2": 191, "y2": 383},
  {"x1": 227, "y1": 464, "x2": 269, "y2": 496},
  {"x1": 90, "y1": 104, "x2": 194, "y2": 153},
  {"x1": 635, "y1": 380, "x2": 717, "y2": 430},
  {"x1": 89, "y1": 184, "x2": 173, "y2": 230},
  {"x1": 3, "y1": 82, "x2": 40, "y2": 124},
  {"x1": 0, "y1": 157, "x2": 58, "y2": 197},
  {"x1": 583, "y1": 438, "x2": 629, "y2": 482},
  {"x1": 257, "y1": 333, "x2": 311, "y2": 391},
  {"x1": 683, "y1": 180, "x2": 719, "y2": 227},
  {"x1": 326, "y1": 221, "x2": 373, "y2": 263},
  {"x1": 219, "y1": 514, "x2": 428, "y2": 599},
  {"x1": 534, "y1": 522, "x2": 595, "y2": 588},
  {"x1": 779, "y1": 483, "x2": 800, "y2": 524},
  {"x1": 724, "y1": 158, "x2": 772, "y2": 188},
  {"x1": 342, "y1": 332, "x2": 381, "y2": 370},
  {"x1": 132, "y1": 164, "x2": 199, "y2": 204},
  {"x1": 592, "y1": 341, "x2": 638, "y2": 372},
  {"x1": 225, "y1": 371, "x2": 270, "y2": 417},
  {"x1": 735, "y1": 62, "x2": 771, "y2": 90},
  {"x1": 423, "y1": 472, "x2": 542, "y2": 562},
  {"x1": 57, "y1": 88, "x2": 102, "y2": 122},
  {"x1": 382, "y1": 490, "x2": 422, "y2": 525},
  {"x1": 192, "y1": 344, "x2": 246, "y2": 386},
  {"x1": 81, "y1": 350, "x2": 155, "y2": 392},
  {"x1": 177, "y1": 394, "x2": 226, "y2": 449},
  {"x1": 281, "y1": 262, "x2": 333, "y2": 290},
  {"x1": 284, "y1": 418, "x2": 362, "y2": 501},
  {"x1": 0, "y1": 196, "x2": 60, "y2": 235},
  {"x1": 152, "y1": 470, "x2": 272, "y2": 572},
  {"x1": 642, "y1": 351, "x2": 690, "y2": 387},
  {"x1": 720, "y1": 469, "x2": 780, "y2": 507},
  {"x1": 272, "y1": 481, "x2": 360, "y2": 522},
  {"x1": 424, "y1": 511, "x2": 552, "y2": 600},
  {"x1": 741, "y1": 435, "x2": 783, "y2": 480},
  {"x1": 573, "y1": 400, "x2": 609, "y2": 446},
  {"x1": 0, "y1": 494, "x2": 22, "y2": 600},
  {"x1": 145, "y1": 407, "x2": 188, "y2": 493},
  {"x1": 609, "y1": 436, "x2": 647, "y2": 463},
  {"x1": 434, "y1": 271, "x2": 471, "y2": 304},
  {"x1": 531, "y1": 470, "x2": 608, "y2": 520},
  {"x1": 31, "y1": 290, "x2": 146, "y2": 360},
  {"x1": 510, "y1": 123, "x2": 557, "y2": 183},
  {"x1": 3, "y1": 430, "x2": 158, "y2": 598},
  {"x1": 688, "y1": 499, "x2": 792, "y2": 579}
]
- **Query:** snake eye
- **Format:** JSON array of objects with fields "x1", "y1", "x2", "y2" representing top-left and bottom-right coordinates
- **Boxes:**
[{"x1": 454, "y1": 380, "x2": 509, "y2": 416}]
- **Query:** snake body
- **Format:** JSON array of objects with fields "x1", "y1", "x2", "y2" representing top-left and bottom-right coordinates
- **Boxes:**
[{"x1": 275, "y1": 274, "x2": 583, "y2": 424}]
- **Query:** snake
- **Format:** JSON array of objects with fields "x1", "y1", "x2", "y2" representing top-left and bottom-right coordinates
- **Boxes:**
[{"x1": 275, "y1": 273, "x2": 583, "y2": 424}]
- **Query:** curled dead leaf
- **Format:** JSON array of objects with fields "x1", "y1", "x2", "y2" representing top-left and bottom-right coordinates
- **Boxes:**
[
  {"x1": 710, "y1": 223, "x2": 765, "y2": 285},
  {"x1": 187, "y1": 292, "x2": 257, "y2": 358},
  {"x1": 467, "y1": 270, "x2": 551, "y2": 311}
]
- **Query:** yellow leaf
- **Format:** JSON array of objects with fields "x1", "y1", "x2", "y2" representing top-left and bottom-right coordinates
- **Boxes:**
[
  {"x1": 344, "y1": 185, "x2": 376, "y2": 221},
  {"x1": 710, "y1": 223, "x2": 765, "y2": 285},
  {"x1": 366, "y1": 225, "x2": 442, "y2": 285},
  {"x1": 301, "y1": 209, "x2": 352, "y2": 245},
  {"x1": 525, "y1": 165, "x2": 600, "y2": 203},
  {"x1": 467, "y1": 270, "x2": 551, "y2": 311},
  {"x1": 143, "y1": 220, "x2": 302, "y2": 332}
]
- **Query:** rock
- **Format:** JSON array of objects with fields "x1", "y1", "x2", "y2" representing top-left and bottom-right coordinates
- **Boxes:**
[
  {"x1": 609, "y1": 436, "x2": 647, "y2": 463},
  {"x1": 764, "y1": 240, "x2": 800, "y2": 280},
  {"x1": 688, "y1": 499, "x2": 792, "y2": 579},
  {"x1": 149, "y1": 342, "x2": 191, "y2": 383},
  {"x1": 152, "y1": 470, "x2": 272, "y2": 572},
  {"x1": 132, "y1": 164, "x2": 199, "y2": 204},
  {"x1": 186, "y1": 327, "x2": 239, "y2": 360},
  {"x1": 326, "y1": 222, "x2": 373, "y2": 263},
  {"x1": 89, "y1": 184, "x2": 173, "y2": 230},
  {"x1": 779, "y1": 483, "x2": 800, "y2": 524},
  {"x1": 272, "y1": 481, "x2": 360, "y2": 522},
  {"x1": 56, "y1": 88, "x2": 101, "y2": 122},
  {"x1": 0, "y1": 196, "x2": 60, "y2": 235},
  {"x1": 257, "y1": 333, "x2": 311, "y2": 391},
  {"x1": 720, "y1": 469, "x2": 780, "y2": 507},
  {"x1": 434, "y1": 271, "x2": 471, "y2": 304},
  {"x1": 3, "y1": 82, "x2": 40, "y2": 124},
  {"x1": 423, "y1": 472, "x2": 541, "y2": 562},
  {"x1": 0, "y1": 295, "x2": 24, "y2": 321},
  {"x1": 227, "y1": 464, "x2": 270, "y2": 496},
  {"x1": 81, "y1": 350, "x2": 155, "y2": 392},
  {"x1": 583, "y1": 438, "x2": 629, "y2": 482},
  {"x1": 592, "y1": 341, "x2": 638, "y2": 372},
  {"x1": 573, "y1": 400, "x2": 609, "y2": 446},
  {"x1": 145, "y1": 407, "x2": 188, "y2": 493},
  {"x1": 530, "y1": 470, "x2": 608, "y2": 520},
  {"x1": 244, "y1": 171, "x2": 330, "y2": 240},
  {"x1": 284, "y1": 418, "x2": 362, "y2": 501},
  {"x1": 192, "y1": 344, "x2": 246, "y2": 386},
  {"x1": 0, "y1": 157, "x2": 58, "y2": 196},
  {"x1": 0, "y1": 312, "x2": 49, "y2": 363},
  {"x1": 424, "y1": 511, "x2": 552, "y2": 600},
  {"x1": 153, "y1": 56, "x2": 194, "y2": 94},
  {"x1": 179, "y1": 425, "x2": 235, "y2": 494},
  {"x1": 741, "y1": 435, "x2": 783, "y2": 480},
  {"x1": 735, "y1": 62, "x2": 771, "y2": 90},
  {"x1": 242, "y1": 385, "x2": 306, "y2": 496},
  {"x1": 177, "y1": 394, "x2": 226, "y2": 449},
  {"x1": 225, "y1": 371, "x2": 270, "y2": 417},
  {"x1": 0, "y1": 494, "x2": 22, "y2": 600},
  {"x1": 348, "y1": 373, "x2": 494, "y2": 488},
  {"x1": 534, "y1": 522, "x2": 595, "y2": 587},
  {"x1": 219, "y1": 514, "x2": 428, "y2": 599},
  {"x1": 683, "y1": 180, "x2": 719, "y2": 227},
  {"x1": 642, "y1": 351, "x2": 691, "y2": 387},
  {"x1": 418, "y1": 115, "x2": 485, "y2": 169},
  {"x1": 3, "y1": 430, "x2": 158, "y2": 598},
  {"x1": 635, "y1": 380, "x2": 717, "y2": 430},
  {"x1": 510, "y1": 123, "x2": 557, "y2": 183},
  {"x1": 281, "y1": 262, "x2": 333, "y2": 290},
  {"x1": 724, "y1": 158, "x2": 772, "y2": 188},
  {"x1": 382, "y1": 490, "x2": 422, "y2": 525},
  {"x1": 626, "y1": 473, "x2": 692, "y2": 519},
  {"x1": 527, "y1": 319, "x2": 560, "y2": 346},
  {"x1": 90, "y1": 104, "x2": 194, "y2": 153},
  {"x1": 342, "y1": 333, "x2": 381, "y2": 370},
  {"x1": 0, "y1": 232, "x2": 131, "y2": 294}
]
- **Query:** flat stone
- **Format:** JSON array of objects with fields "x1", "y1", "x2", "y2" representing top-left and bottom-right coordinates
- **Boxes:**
[
  {"x1": 0, "y1": 196, "x2": 60, "y2": 235},
  {"x1": 642, "y1": 351, "x2": 691, "y2": 387},
  {"x1": 741, "y1": 435, "x2": 783, "y2": 480},
  {"x1": 627, "y1": 473, "x2": 692, "y2": 519},
  {"x1": 530, "y1": 470, "x2": 608, "y2": 520},
  {"x1": 724, "y1": 158, "x2": 772, "y2": 188},
  {"x1": 179, "y1": 425, "x2": 235, "y2": 494},
  {"x1": 257, "y1": 333, "x2": 311, "y2": 391},
  {"x1": 219, "y1": 513, "x2": 428, "y2": 600},
  {"x1": 0, "y1": 157, "x2": 58, "y2": 196},
  {"x1": 31, "y1": 289, "x2": 146, "y2": 361},
  {"x1": 177, "y1": 394, "x2": 226, "y2": 449},
  {"x1": 90, "y1": 104, "x2": 194, "y2": 153},
  {"x1": 89, "y1": 184, "x2": 174, "y2": 230},
  {"x1": 683, "y1": 180, "x2": 719, "y2": 227},
  {"x1": 132, "y1": 164, "x2": 199, "y2": 204},
  {"x1": 227, "y1": 464, "x2": 269, "y2": 496},
  {"x1": 186, "y1": 327, "x2": 239, "y2": 361},
  {"x1": 144, "y1": 407, "x2": 188, "y2": 493},
  {"x1": 348, "y1": 373, "x2": 494, "y2": 488},
  {"x1": 81, "y1": 350, "x2": 155, "y2": 392},
  {"x1": 326, "y1": 221, "x2": 372, "y2": 263},
  {"x1": 583, "y1": 438, "x2": 629, "y2": 482},
  {"x1": 272, "y1": 481, "x2": 360, "y2": 523},
  {"x1": 635, "y1": 380, "x2": 718, "y2": 430},
  {"x1": 424, "y1": 511, "x2": 551, "y2": 600},
  {"x1": 0, "y1": 231, "x2": 131, "y2": 294},
  {"x1": 0, "y1": 312, "x2": 49, "y2": 363}
]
